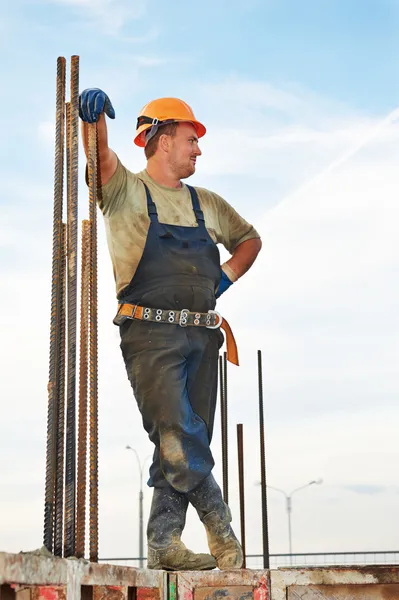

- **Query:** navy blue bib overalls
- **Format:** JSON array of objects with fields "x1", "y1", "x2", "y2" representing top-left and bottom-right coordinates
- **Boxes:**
[{"x1": 119, "y1": 182, "x2": 223, "y2": 493}]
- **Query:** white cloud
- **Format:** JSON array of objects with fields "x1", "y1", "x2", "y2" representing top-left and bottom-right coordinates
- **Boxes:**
[
  {"x1": 44, "y1": 0, "x2": 148, "y2": 32},
  {"x1": 185, "y1": 78, "x2": 381, "y2": 191}
]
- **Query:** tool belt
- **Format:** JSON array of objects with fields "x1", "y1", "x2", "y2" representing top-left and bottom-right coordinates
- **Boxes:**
[{"x1": 114, "y1": 303, "x2": 239, "y2": 366}]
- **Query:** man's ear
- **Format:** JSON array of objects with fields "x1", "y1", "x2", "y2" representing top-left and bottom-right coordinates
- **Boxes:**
[{"x1": 159, "y1": 133, "x2": 171, "y2": 153}]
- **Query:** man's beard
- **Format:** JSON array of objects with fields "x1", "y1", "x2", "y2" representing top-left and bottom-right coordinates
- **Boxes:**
[{"x1": 175, "y1": 161, "x2": 195, "y2": 180}]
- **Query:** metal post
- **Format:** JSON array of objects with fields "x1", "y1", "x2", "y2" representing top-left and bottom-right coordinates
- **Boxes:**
[
  {"x1": 87, "y1": 122, "x2": 99, "y2": 563},
  {"x1": 258, "y1": 350, "x2": 270, "y2": 569},
  {"x1": 44, "y1": 55, "x2": 66, "y2": 554},
  {"x1": 219, "y1": 354, "x2": 224, "y2": 498},
  {"x1": 139, "y1": 489, "x2": 144, "y2": 568},
  {"x1": 236, "y1": 423, "x2": 246, "y2": 568},
  {"x1": 64, "y1": 88, "x2": 78, "y2": 558},
  {"x1": 287, "y1": 496, "x2": 293, "y2": 558},
  {"x1": 76, "y1": 220, "x2": 91, "y2": 559},
  {"x1": 54, "y1": 222, "x2": 67, "y2": 557},
  {"x1": 126, "y1": 447, "x2": 152, "y2": 567},
  {"x1": 64, "y1": 54, "x2": 80, "y2": 557},
  {"x1": 267, "y1": 480, "x2": 323, "y2": 563},
  {"x1": 221, "y1": 352, "x2": 229, "y2": 504}
]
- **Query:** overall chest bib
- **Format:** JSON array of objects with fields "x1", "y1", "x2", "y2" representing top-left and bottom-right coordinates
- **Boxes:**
[{"x1": 118, "y1": 182, "x2": 221, "y2": 312}]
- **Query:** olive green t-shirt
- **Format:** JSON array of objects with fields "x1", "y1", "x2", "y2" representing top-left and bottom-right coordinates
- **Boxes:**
[{"x1": 100, "y1": 159, "x2": 260, "y2": 296}]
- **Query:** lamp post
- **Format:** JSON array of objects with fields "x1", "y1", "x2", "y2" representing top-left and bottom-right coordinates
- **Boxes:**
[
  {"x1": 268, "y1": 479, "x2": 323, "y2": 563},
  {"x1": 126, "y1": 445, "x2": 151, "y2": 567}
]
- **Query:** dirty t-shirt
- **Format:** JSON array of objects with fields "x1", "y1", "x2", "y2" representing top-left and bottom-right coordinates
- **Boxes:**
[{"x1": 99, "y1": 158, "x2": 260, "y2": 296}]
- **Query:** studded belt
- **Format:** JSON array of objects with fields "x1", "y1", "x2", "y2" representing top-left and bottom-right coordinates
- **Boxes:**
[{"x1": 113, "y1": 303, "x2": 239, "y2": 366}]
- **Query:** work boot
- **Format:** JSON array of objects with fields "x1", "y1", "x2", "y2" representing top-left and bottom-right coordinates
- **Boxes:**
[
  {"x1": 147, "y1": 485, "x2": 216, "y2": 571},
  {"x1": 202, "y1": 504, "x2": 243, "y2": 570},
  {"x1": 188, "y1": 474, "x2": 243, "y2": 570}
]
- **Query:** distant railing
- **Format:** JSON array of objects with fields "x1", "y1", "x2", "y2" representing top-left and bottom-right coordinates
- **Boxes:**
[
  {"x1": 247, "y1": 551, "x2": 399, "y2": 569},
  {"x1": 100, "y1": 550, "x2": 399, "y2": 569}
]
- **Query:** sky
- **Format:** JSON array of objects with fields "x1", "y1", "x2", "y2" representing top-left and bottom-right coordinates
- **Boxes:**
[{"x1": 1, "y1": 0, "x2": 399, "y2": 567}]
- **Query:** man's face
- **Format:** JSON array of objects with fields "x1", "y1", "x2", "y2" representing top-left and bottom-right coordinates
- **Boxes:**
[{"x1": 168, "y1": 122, "x2": 202, "y2": 179}]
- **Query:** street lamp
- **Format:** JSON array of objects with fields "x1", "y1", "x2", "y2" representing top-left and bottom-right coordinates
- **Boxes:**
[
  {"x1": 126, "y1": 445, "x2": 152, "y2": 567},
  {"x1": 268, "y1": 479, "x2": 323, "y2": 563}
]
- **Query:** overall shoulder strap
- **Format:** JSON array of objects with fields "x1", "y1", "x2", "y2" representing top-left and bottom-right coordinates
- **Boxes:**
[
  {"x1": 186, "y1": 185, "x2": 205, "y2": 223},
  {"x1": 141, "y1": 181, "x2": 158, "y2": 223}
]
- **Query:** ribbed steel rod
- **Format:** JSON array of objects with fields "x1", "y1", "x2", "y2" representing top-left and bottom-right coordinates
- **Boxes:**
[
  {"x1": 236, "y1": 423, "x2": 246, "y2": 568},
  {"x1": 64, "y1": 99, "x2": 74, "y2": 558},
  {"x1": 54, "y1": 223, "x2": 67, "y2": 557},
  {"x1": 222, "y1": 352, "x2": 229, "y2": 504},
  {"x1": 76, "y1": 220, "x2": 91, "y2": 559},
  {"x1": 258, "y1": 349, "x2": 270, "y2": 568},
  {"x1": 44, "y1": 55, "x2": 66, "y2": 553},
  {"x1": 64, "y1": 54, "x2": 80, "y2": 558},
  {"x1": 219, "y1": 354, "x2": 223, "y2": 438},
  {"x1": 219, "y1": 355, "x2": 226, "y2": 503},
  {"x1": 87, "y1": 123, "x2": 99, "y2": 563}
]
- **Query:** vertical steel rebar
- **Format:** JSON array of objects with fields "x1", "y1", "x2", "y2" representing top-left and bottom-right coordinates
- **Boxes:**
[
  {"x1": 258, "y1": 349, "x2": 270, "y2": 568},
  {"x1": 87, "y1": 123, "x2": 99, "y2": 563},
  {"x1": 54, "y1": 223, "x2": 67, "y2": 557},
  {"x1": 219, "y1": 354, "x2": 225, "y2": 496},
  {"x1": 64, "y1": 54, "x2": 79, "y2": 558},
  {"x1": 64, "y1": 99, "x2": 73, "y2": 558},
  {"x1": 76, "y1": 220, "x2": 91, "y2": 559},
  {"x1": 222, "y1": 352, "x2": 229, "y2": 504},
  {"x1": 236, "y1": 423, "x2": 246, "y2": 568},
  {"x1": 44, "y1": 55, "x2": 66, "y2": 553},
  {"x1": 219, "y1": 354, "x2": 224, "y2": 406}
]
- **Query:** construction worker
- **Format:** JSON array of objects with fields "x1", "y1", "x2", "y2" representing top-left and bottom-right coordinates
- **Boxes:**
[{"x1": 79, "y1": 90, "x2": 262, "y2": 571}]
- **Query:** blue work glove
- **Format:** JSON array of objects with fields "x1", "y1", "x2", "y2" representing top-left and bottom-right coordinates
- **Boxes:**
[
  {"x1": 215, "y1": 270, "x2": 234, "y2": 299},
  {"x1": 79, "y1": 88, "x2": 115, "y2": 123}
]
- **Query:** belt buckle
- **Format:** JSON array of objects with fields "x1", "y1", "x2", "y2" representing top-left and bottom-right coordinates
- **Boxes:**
[
  {"x1": 179, "y1": 308, "x2": 189, "y2": 327},
  {"x1": 206, "y1": 310, "x2": 222, "y2": 329}
]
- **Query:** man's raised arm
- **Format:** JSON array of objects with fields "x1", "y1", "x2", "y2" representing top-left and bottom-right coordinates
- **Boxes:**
[{"x1": 79, "y1": 88, "x2": 118, "y2": 186}]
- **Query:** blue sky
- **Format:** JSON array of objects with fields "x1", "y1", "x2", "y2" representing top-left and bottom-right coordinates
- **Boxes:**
[
  {"x1": 4, "y1": 0, "x2": 399, "y2": 110},
  {"x1": 1, "y1": 0, "x2": 399, "y2": 563}
]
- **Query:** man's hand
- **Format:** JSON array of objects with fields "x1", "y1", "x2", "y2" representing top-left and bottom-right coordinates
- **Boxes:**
[
  {"x1": 215, "y1": 270, "x2": 234, "y2": 299},
  {"x1": 79, "y1": 88, "x2": 115, "y2": 123},
  {"x1": 79, "y1": 89, "x2": 118, "y2": 186}
]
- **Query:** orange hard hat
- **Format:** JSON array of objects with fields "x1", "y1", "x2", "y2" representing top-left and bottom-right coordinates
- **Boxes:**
[{"x1": 134, "y1": 97, "x2": 206, "y2": 147}]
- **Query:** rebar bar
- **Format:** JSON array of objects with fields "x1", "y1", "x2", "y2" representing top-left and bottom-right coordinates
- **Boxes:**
[
  {"x1": 54, "y1": 223, "x2": 67, "y2": 557},
  {"x1": 64, "y1": 99, "x2": 73, "y2": 558},
  {"x1": 258, "y1": 349, "x2": 270, "y2": 568},
  {"x1": 236, "y1": 423, "x2": 246, "y2": 568},
  {"x1": 44, "y1": 55, "x2": 66, "y2": 553},
  {"x1": 64, "y1": 54, "x2": 79, "y2": 557},
  {"x1": 76, "y1": 220, "x2": 91, "y2": 559},
  {"x1": 221, "y1": 352, "x2": 229, "y2": 504},
  {"x1": 87, "y1": 123, "x2": 99, "y2": 563},
  {"x1": 219, "y1": 355, "x2": 225, "y2": 502}
]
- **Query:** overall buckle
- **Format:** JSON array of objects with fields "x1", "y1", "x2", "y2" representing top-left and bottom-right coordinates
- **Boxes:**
[
  {"x1": 179, "y1": 308, "x2": 189, "y2": 327},
  {"x1": 206, "y1": 310, "x2": 222, "y2": 329}
]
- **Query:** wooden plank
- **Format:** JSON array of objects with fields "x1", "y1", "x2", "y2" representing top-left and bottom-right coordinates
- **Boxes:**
[{"x1": 288, "y1": 583, "x2": 399, "y2": 599}]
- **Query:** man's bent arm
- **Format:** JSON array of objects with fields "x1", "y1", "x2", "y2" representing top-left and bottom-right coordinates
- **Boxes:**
[
  {"x1": 81, "y1": 113, "x2": 118, "y2": 186},
  {"x1": 222, "y1": 238, "x2": 262, "y2": 281}
]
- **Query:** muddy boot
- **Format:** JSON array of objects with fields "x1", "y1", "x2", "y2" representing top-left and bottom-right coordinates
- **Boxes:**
[
  {"x1": 147, "y1": 485, "x2": 216, "y2": 571},
  {"x1": 188, "y1": 474, "x2": 243, "y2": 570}
]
